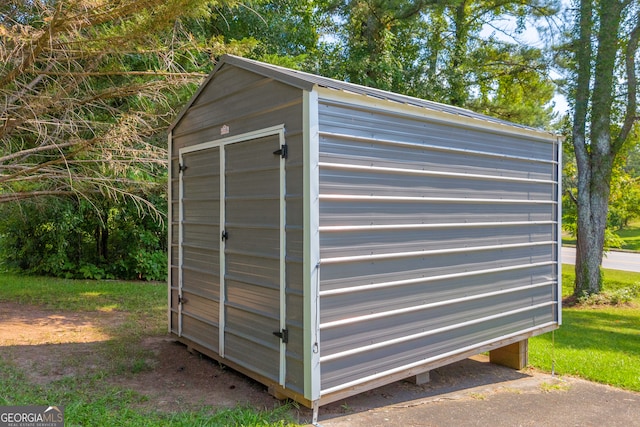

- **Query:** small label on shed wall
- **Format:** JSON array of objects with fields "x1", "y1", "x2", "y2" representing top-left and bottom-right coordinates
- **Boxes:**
[{"x1": 221, "y1": 125, "x2": 230, "y2": 135}]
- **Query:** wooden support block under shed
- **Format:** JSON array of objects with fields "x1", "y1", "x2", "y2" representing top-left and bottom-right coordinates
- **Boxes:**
[
  {"x1": 268, "y1": 384, "x2": 289, "y2": 401},
  {"x1": 489, "y1": 339, "x2": 528, "y2": 370}
]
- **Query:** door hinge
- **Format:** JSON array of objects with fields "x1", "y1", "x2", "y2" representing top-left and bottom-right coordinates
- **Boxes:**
[
  {"x1": 178, "y1": 295, "x2": 187, "y2": 305},
  {"x1": 273, "y1": 328, "x2": 288, "y2": 343},
  {"x1": 178, "y1": 163, "x2": 188, "y2": 173},
  {"x1": 221, "y1": 230, "x2": 229, "y2": 241},
  {"x1": 273, "y1": 144, "x2": 288, "y2": 159}
]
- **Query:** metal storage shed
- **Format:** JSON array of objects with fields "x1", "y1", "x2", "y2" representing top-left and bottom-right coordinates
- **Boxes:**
[{"x1": 168, "y1": 54, "x2": 562, "y2": 419}]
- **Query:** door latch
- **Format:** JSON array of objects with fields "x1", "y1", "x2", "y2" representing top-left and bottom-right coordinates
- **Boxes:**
[
  {"x1": 273, "y1": 328, "x2": 288, "y2": 343},
  {"x1": 273, "y1": 144, "x2": 288, "y2": 159},
  {"x1": 221, "y1": 230, "x2": 229, "y2": 241}
]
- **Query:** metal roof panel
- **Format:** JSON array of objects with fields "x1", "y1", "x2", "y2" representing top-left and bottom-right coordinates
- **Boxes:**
[{"x1": 170, "y1": 54, "x2": 554, "y2": 135}]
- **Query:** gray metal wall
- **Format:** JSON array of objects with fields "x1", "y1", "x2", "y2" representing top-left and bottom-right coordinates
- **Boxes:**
[
  {"x1": 169, "y1": 64, "x2": 306, "y2": 394},
  {"x1": 223, "y1": 133, "x2": 284, "y2": 383},
  {"x1": 177, "y1": 147, "x2": 221, "y2": 352},
  {"x1": 316, "y1": 99, "x2": 560, "y2": 394}
]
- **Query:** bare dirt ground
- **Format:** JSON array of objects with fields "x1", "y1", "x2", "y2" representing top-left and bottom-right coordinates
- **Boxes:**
[
  {"x1": 0, "y1": 302, "x2": 285, "y2": 414},
  {"x1": 112, "y1": 336, "x2": 282, "y2": 412}
]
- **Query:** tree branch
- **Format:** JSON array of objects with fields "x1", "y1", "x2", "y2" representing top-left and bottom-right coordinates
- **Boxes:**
[
  {"x1": 571, "y1": 0, "x2": 592, "y2": 166},
  {"x1": 566, "y1": 188, "x2": 578, "y2": 205},
  {"x1": 0, "y1": 140, "x2": 81, "y2": 164},
  {"x1": 36, "y1": 71, "x2": 206, "y2": 78},
  {"x1": 612, "y1": 9, "x2": 640, "y2": 153}
]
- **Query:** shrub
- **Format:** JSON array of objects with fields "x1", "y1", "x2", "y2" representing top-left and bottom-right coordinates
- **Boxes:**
[
  {"x1": 577, "y1": 283, "x2": 640, "y2": 306},
  {"x1": 0, "y1": 197, "x2": 167, "y2": 281}
]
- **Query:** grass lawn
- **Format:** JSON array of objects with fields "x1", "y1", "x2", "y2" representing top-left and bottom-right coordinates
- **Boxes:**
[
  {"x1": 615, "y1": 220, "x2": 640, "y2": 251},
  {"x1": 1, "y1": 268, "x2": 639, "y2": 425},
  {"x1": 0, "y1": 275, "x2": 301, "y2": 427},
  {"x1": 0, "y1": 275, "x2": 167, "y2": 324},
  {"x1": 529, "y1": 265, "x2": 640, "y2": 391}
]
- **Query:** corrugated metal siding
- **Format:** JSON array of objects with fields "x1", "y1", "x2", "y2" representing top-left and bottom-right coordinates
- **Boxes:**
[
  {"x1": 179, "y1": 148, "x2": 221, "y2": 350},
  {"x1": 223, "y1": 136, "x2": 281, "y2": 382},
  {"x1": 171, "y1": 67, "x2": 302, "y2": 150},
  {"x1": 169, "y1": 158, "x2": 180, "y2": 335},
  {"x1": 282, "y1": 129, "x2": 306, "y2": 392},
  {"x1": 316, "y1": 99, "x2": 559, "y2": 393},
  {"x1": 321, "y1": 305, "x2": 554, "y2": 392},
  {"x1": 169, "y1": 64, "x2": 306, "y2": 394}
]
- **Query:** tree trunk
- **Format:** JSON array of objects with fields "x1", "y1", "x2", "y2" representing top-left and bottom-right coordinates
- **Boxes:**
[
  {"x1": 95, "y1": 207, "x2": 110, "y2": 261},
  {"x1": 570, "y1": 0, "x2": 632, "y2": 298},
  {"x1": 449, "y1": 0, "x2": 469, "y2": 107},
  {"x1": 101, "y1": 225, "x2": 109, "y2": 261},
  {"x1": 574, "y1": 164, "x2": 611, "y2": 296}
]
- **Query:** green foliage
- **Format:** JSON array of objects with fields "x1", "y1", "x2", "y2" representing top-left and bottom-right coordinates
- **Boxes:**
[
  {"x1": 577, "y1": 284, "x2": 640, "y2": 306},
  {"x1": 608, "y1": 173, "x2": 640, "y2": 230},
  {"x1": 562, "y1": 123, "x2": 640, "y2": 248},
  {"x1": 194, "y1": 0, "x2": 321, "y2": 66},
  {"x1": 313, "y1": 0, "x2": 558, "y2": 128},
  {"x1": 0, "y1": 197, "x2": 167, "y2": 281},
  {"x1": 0, "y1": 0, "x2": 245, "y2": 282},
  {"x1": 466, "y1": 44, "x2": 556, "y2": 128},
  {"x1": 0, "y1": 0, "x2": 566, "y2": 280},
  {"x1": 560, "y1": 263, "x2": 640, "y2": 303},
  {"x1": 78, "y1": 263, "x2": 109, "y2": 281},
  {"x1": 564, "y1": 167, "x2": 640, "y2": 249},
  {"x1": 609, "y1": 138, "x2": 640, "y2": 229},
  {"x1": 0, "y1": 0, "x2": 218, "y2": 204}
]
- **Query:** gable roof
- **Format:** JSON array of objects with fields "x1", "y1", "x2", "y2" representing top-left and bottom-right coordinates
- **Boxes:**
[{"x1": 170, "y1": 54, "x2": 550, "y2": 134}]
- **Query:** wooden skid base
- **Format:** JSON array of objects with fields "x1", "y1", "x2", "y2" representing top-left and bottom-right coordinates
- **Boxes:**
[
  {"x1": 489, "y1": 339, "x2": 529, "y2": 370},
  {"x1": 173, "y1": 325, "x2": 554, "y2": 410},
  {"x1": 318, "y1": 325, "x2": 556, "y2": 406}
]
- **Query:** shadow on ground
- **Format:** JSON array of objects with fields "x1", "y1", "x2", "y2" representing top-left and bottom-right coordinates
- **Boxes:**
[{"x1": 304, "y1": 356, "x2": 532, "y2": 422}]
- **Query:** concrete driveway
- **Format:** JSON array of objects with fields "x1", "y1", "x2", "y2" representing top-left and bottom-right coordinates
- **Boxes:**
[{"x1": 310, "y1": 356, "x2": 640, "y2": 427}]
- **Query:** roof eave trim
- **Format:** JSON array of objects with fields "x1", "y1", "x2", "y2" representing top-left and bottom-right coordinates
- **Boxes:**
[{"x1": 222, "y1": 54, "x2": 316, "y2": 92}]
